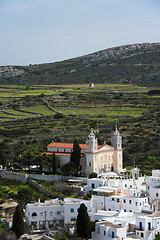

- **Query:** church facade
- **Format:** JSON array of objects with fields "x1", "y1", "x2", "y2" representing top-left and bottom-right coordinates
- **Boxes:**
[{"x1": 46, "y1": 128, "x2": 123, "y2": 175}]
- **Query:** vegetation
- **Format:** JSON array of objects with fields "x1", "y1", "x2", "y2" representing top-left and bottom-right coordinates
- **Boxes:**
[
  {"x1": 89, "y1": 172, "x2": 97, "y2": 179},
  {"x1": 0, "y1": 179, "x2": 48, "y2": 204},
  {"x1": 0, "y1": 43, "x2": 160, "y2": 87},
  {"x1": 0, "y1": 84, "x2": 160, "y2": 174},
  {"x1": 12, "y1": 204, "x2": 24, "y2": 239},
  {"x1": 70, "y1": 139, "x2": 81, "y2": 168},
  {"x1": 76, "y1": 203, "x2": 91, "y2": 239}
]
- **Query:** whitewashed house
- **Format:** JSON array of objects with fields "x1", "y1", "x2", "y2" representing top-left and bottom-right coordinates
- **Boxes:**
[
  {"x1": 136, "y1": 212, "x2": 160, "y2": 239},
  {"x1": 26, "y1": 198, "x2": 91, "y2": 231},
  {"x1": 92, "y1": 220, "x2": 126, "y2": 240},
  {"x1": 146, "y1": 170, "x2": 160, "y2": 208}
]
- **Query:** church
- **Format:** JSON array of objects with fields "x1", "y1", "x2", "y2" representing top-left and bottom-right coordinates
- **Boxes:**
[{"x1": 46, "y1": 127, "x2": 123, "y2": 175}]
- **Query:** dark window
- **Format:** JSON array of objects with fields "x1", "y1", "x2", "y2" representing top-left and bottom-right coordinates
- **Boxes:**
[{"x1": 32, "y1": 212, "x2": 37, "y2": 217}]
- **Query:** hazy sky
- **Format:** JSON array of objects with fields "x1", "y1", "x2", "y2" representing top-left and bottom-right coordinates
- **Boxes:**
[{"x1": 0, "y1": 0, "x2": 160, "y2": 66}]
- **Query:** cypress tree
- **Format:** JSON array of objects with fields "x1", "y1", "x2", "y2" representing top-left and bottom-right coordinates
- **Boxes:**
[
  {"x1": 12, "y1": 205, "x2": 24, "y2": 239},
  {"x1": 52, "y1": 153, "x2": 57, "y2": 174},
  {"x1": 70, "y1": 139, "x2": 81, "y2": 168},
  {"x1": 76, "y1": 203, "x2": 91, "y2": 239}
]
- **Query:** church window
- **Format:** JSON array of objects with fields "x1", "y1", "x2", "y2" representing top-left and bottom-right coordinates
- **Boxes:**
[
  {"x1": 156, "y1": 193, "x2": 158, "y2": 197},
  {"x1": 129, "y1": 200, "x2": 132, "y2": 204},
  {"x1": 89, "y1": 162, "x2": 91, "y2": 167}
]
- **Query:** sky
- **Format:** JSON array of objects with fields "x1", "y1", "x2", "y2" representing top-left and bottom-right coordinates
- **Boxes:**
[{"x1": 0, "y1": 0, "x2": 160, "y2": 66}]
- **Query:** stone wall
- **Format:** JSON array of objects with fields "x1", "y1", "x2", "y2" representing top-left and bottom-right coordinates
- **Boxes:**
[
  {"x1": 29, "y1": 173, "x2": 68, "y2": 182},
  {"x1": 27, "y1": 178, "x2": 56, "y2": 197},
  {"x1": 0, "y1": 170, "x2": 28, "y2": 184},
  {"x1": 43, "y1": 235, "x2": 54, "y2": 240}
]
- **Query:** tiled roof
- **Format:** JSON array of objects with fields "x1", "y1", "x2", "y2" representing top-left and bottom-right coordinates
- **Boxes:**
[
  {"x1": 42, "y1": 152, "x2": 84, "y2": 157},
  {"x1": 47, "y1": 142, "x2": 103, "y2": 150},
  {"x1": 47, "y1": 142, "x2": 87, "y2": 149}
]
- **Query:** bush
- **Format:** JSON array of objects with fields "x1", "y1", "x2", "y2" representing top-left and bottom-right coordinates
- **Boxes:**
[
  {"x1": 89, "y1": 172, "x2": 97, "y2": 179},
  {"x1": 54, "y1": 113, "x2": 64, "y2": 118}
]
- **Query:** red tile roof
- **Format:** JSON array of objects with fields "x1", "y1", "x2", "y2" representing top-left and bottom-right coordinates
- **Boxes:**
[
  {"x1": 47, "y1": 142, "x2": 87, "y2": 149},
  {"x1": 47, "y1": 142, "x2": 103, "y2": 149},
  {"x1": 47, "y1": 142, "x2": 103, "y2": 150},
  {"x1": 42, "y1": 152, "x2": 84, "y2": 157}
]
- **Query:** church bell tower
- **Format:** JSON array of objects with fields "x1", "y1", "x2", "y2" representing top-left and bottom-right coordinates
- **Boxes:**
[
  {"x1": 111, "y1": 126, "x2": 122, "y2": 150},
  {"x1": 86, "y1": 129, "x2": 98, "y2": 153}
]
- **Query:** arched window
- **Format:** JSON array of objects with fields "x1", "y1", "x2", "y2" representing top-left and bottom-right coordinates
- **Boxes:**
[{"x1": 32, "y1": 212, "x2": 37, "y2": 217}]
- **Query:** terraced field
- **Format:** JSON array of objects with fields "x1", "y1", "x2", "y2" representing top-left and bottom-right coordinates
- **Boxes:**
[{"x1": 0, "y1": 83, "x2": 160, "y2": 174}]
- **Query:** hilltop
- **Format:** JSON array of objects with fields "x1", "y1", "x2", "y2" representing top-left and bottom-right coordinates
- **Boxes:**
[{"x1": 0, "y1": 42, "x2": 160, "y2": 87}]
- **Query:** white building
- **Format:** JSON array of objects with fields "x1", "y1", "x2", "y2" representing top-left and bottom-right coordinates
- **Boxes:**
[
  {"x1": 45, "y1": 128, "x2": 123, "y2": 175},
  {"x1": 146, "y1": 170, "x2": 160, "y2": 207},
  {"x1": 25, "y1": 198, "x2": 91, "y2": 231},
  {"x1": 83, "y1": 171, "x2": 146, "y2": 194},
  {"x1": 91, "y1": 185, "x2": 150, "y2": 213},
  {"x1": 136, "y1": 212, "x2": 160, "y2": 240},
  {"x1": 92, "y1": 220, "x2": 127, "y2": 240}
]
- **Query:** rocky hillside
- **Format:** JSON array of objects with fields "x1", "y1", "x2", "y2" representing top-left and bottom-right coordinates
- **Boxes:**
[{"x1": 1, "y1": 42, "x2": 160, "y2": 87}]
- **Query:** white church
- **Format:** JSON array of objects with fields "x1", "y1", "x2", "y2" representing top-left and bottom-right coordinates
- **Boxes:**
[{"x1": 46, "y1": 127, "x2": 123, "y2": 175}]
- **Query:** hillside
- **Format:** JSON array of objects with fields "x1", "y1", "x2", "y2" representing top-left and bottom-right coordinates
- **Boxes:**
[
  {"x1": 0, "y1": 84, "x2": 160, "y2": 175},
  {"x1": 0, "y1": 42, "x2": 160, "y2": 87}
]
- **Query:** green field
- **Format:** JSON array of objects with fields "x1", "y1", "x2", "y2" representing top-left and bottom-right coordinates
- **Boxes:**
[{"x1": 0, "y1": 84, "x2": 160, "y2": 174}]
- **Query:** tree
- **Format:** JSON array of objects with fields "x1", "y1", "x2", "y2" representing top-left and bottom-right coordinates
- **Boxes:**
[
  {"x1": 52, "y1": 153, "x2": 58, "y2": 174},
  {"x1": 17, "y1": 187, "x2": 34, "y2": 204},
  {"x1": 155, "y1": 234, "x2": 160, "y2": 240},
  {"x1": 89, "y1": 172, "x2": 97, "y2": 179},
  {"x1": 70, "y1": 139, "x2": 81, "y2": 168},
  {"x1": 0, "y1": 150, "x2": 6, "y2": 167},
  {"x1": 61, "y1": 161, "x2": 76, "y2": 176},
  {"x1": 12, "y1": 204, "x2": 24, "y2": 239},
  {"x1": 76, "y1": 203, "x2": 91, "y2": 239}
]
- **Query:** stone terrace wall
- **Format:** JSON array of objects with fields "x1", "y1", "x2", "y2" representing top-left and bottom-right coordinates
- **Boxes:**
[
  {"x1": 29, "y1": 173, "x2": 68, "y2": 182},
  {"x1": 0, "y1": 170, "x2": 28, "y2": 184}
]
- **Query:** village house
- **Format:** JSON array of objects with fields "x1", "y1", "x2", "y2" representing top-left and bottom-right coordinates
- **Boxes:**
[
  {"x1": 46, "y1": 127, "x2": 123, "y2": 175},
  {"x1": 25, "y1": 198, "x2": 91, "y2": 231}
]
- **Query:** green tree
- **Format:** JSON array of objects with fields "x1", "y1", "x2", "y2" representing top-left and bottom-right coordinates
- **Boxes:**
[
  {"x1": 155, "y1": 234, "x2": 160, "y2": 240},
  {"x1": 89, "y1": 172, "x2": 97, "y2": 179},
  {"x1": 52, "y1": 153, "x2": 58, "y2": 174},
  {"x1": 61, "y1": 161, "x2": 76, "y2": 176},
  {"x1": 17, "y1": 187, "x2": 34, "y2": 204},
  {"x1": 0, "y1": 149, "x2": 6, "y2": 167},
  {"x1": 76, "y1": 203, "x2": 91, "y2": 239},
  {"x1": 12, "y1": 204, "x2": 24, "y2": 239},
  {"x1": 70, "y1": 139, "x2": 81, "y2": 168}
]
